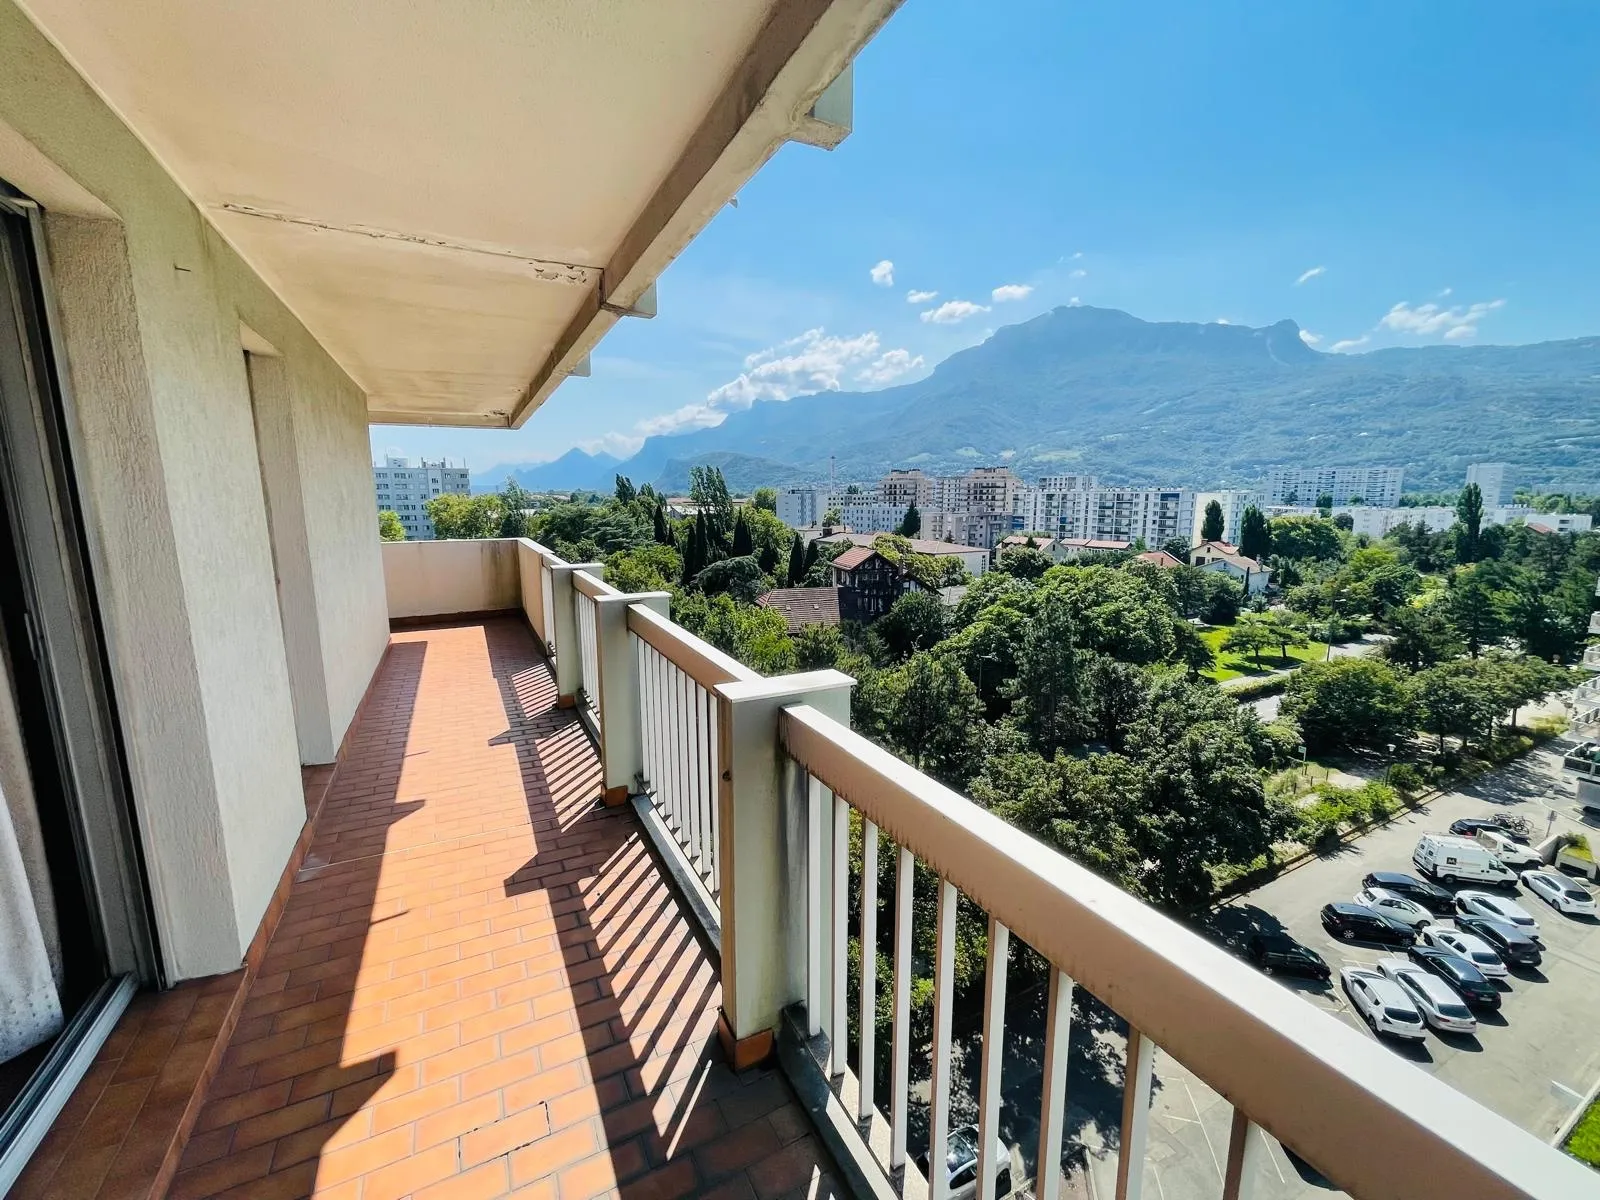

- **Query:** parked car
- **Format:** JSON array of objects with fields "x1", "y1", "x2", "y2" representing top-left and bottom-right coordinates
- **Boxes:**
[
  {"x1": 1454, "y1": 915, "x2": 1543, "y2": 967},
  {"x1": 1361, "y1": 870, "x2": 1454, "y2": 916},
  {"x1": 1352, "y1": 887, "x2": 1434, "y2": 928},
  {"x1": 1520, "y1": 869, "x2": 1598, "y2": 916},
  {"x1": 1375, "y1": 958, "x2": 1477, "y2": 1034},
  {"x1": 1475, "y1": 829, "x2": 1542, "y2": 870},
  {"x1": 916, "y1": 1124, "x2": 1012, "y2": 1200},
  {"x1": 1320, "y1": 902, "x2": 1416, "y2": 946},
  {"x1": 1340, "y1": 966, "x2": 1426, "y2": 1041},
  {"x1": 1412, "y1": 834, "x2": 1518, "y2": 888},
  {"x1": 1455, "y1": 890, "x2": 1540, "y2": 935},
  {"x1": 1449, "y1": 815, "x2": 1532, "y2": 844},
  {"x1": 1247, "y1": 933, "x2": 1331, "y2": 980},
  {"x1": 1419, "y1": 926, "x2": 1508, "y2": 978},
  {"x1": 1406, "y1": 945, "x2": 1502, "y2": 1010}
]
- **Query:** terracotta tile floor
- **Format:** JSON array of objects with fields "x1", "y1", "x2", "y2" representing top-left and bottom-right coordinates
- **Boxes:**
[{"x1": 169, "y1": 617, "x2": 838, "y2": 1200}]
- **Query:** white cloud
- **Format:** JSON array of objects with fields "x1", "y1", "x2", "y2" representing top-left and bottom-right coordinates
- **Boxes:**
[
  {"x1": 856, "y1": 348, "x2": 926, "y2": 385},
  {"x1": 1295, "y1": 265, "x2": 1326, "y2": 286},
  {"x1": 1068, "y1": 296, "x2": 1082, "y2": 306},
  {"x1": 906, "y1": 289, "x2": 938, "y2": 304},
  {"x1": 922, "y1": 299, "x2": 992, "y2": 324},
  {"x1": 1214, "y1": 317, "x2": 1232, "y2": 325},
  {"x1": 1379, "y1": 297, "x2": 1505, "y2": 341},
  {"x1": 1299, "y1": 329, "x2": 1322, "y2": 346},
  {"x1": 1072, "y1": 251, "x2": 1084, "y2": 260},
  {"x1": 579, "y1": 430, "x2": 646, "y2": 458},
  {"x1": 598, "y1": 327, "x2": 917, "y2": 447},
  {"x1": 1329, "y1": 335, "x2": 1370, "y2": 353},
  {"x1": 1068, "y1": 268, "x2": 1087, "y2": 279},
  {"x1": 990, "y1": 284, "x2": 1033, "y2": 303},
  {"x1": 870, "y1": 260, "x2": 895, "y2": 286},
  {"x1": 1437, "y1": 286, "x2": 1453, "y2": 298}
]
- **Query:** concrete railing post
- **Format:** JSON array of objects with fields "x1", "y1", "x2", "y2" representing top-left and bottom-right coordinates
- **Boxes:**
[
  {"x1": 593, "y1": 590, "x2": 670, "y2": 805},
  {"x1": 549, "y1": 562, "x2": 603, "y2": 707},
  {"x1": 714, "y1": 670, "x2": 854, "y2": 1068}
]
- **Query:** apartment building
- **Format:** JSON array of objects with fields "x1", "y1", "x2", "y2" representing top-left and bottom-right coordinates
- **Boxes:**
[
  {"x1": 1264, "y1": 465, "x2": 1404, "y2": 507},
  {"x1": 878, "y1": 466, "x2": 1022, "y2": 549},
  {"x1": 1191, "y1": 489, "x2": 1262, "y2": 544},
  {"x1": 372, "y1": 455, "x2": 471, "y2": 539},
  {"x1": 1016, "y1": 475, "x2": 1196, "y2": 548},
  {"x1": 1466, "y1": 462, "x2": 1513, "y2": 506}
]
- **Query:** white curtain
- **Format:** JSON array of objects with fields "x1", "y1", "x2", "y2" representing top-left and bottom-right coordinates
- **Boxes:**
[{"x1": 0, "y1": 647, "x2": 61, "y2": 1064}]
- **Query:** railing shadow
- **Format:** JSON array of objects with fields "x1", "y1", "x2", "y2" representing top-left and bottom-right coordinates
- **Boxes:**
[{"x1": 483, "y1": 617, "x2": 798, "y2": 1197}]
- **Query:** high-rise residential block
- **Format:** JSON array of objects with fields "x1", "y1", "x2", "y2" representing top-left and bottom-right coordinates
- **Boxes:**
[
  {"x1": 373, "y1": 456, "x2": 471, "y2": 539},
  {"x1": 1466, "y1": 462, "x2": 1513, "y2": 507},
  {"x1": 1263, "y1": 465, "x2": 1403, "y2": 507},
  {"x1": 1015, "y1": 475, "x2": 1195, "y2": 548}
]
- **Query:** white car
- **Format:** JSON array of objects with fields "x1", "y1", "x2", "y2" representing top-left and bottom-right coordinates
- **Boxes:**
[
  {"x1": 1521, "y1": 870, "x2": 1598, "y2": 916},
  {"x1": 1352, "y1": 887, "x2": 1433, "y2": 929},
  {"x1": 1420, "y1": 926, "x2": 1508, "y2": 978},
  {"x1": 1476, "y1": 829, "x2": 1542, "y2": 870},
  {"x1": 1375, "y1": 958, "x2": 1477, "y2": 1034},
  {"x1": 1455, "y1": 890, "x2": 1540, "y2": 935},
  {"x1": 1340, "y1": 966, "x2": 1427, "y2": 1041}
]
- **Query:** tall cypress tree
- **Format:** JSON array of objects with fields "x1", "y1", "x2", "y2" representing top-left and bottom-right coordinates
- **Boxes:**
[
  {"x1": 802, "y1": 539, "x2": 820, "y2": 578},
  {"x1": 1238, "y1": 505, "x2": 1271, "y2": 561},
  {"x1": 732, "y1": 511, "x2": 754, "y2": 557},
  {"x1": 653, "y1": 501, "x2": 671, "y2": 546},
  {"x1": 786, "y1": 533, "x2": 805, "y2": 586},
  {"x1": 1201, "y1": 499, "x2": 1225, "y2": 543}
]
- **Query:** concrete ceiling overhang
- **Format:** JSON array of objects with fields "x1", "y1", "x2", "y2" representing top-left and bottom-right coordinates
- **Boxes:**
[{"x1": 16, "y1": 0, "x2": 900, "y2": 427}]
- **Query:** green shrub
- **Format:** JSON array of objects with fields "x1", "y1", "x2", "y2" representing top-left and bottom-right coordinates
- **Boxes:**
[
  {"x1": 1561, "y1": 833, "x2": 1594, "y2": 863},
  {"x1": 1566, "y1": 1097, "x2": 1600, "y2": 1168},
  {"x1": 1226, "y1": 674, "x2": 1290, "y2": 702},
  {"x1": 1387, "y1": 763, "x2": 1425, "y2": 797}
]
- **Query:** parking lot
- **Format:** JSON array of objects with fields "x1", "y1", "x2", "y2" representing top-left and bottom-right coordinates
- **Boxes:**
[{"x1": 1084, "y1": 737, "x2": 1600, "y2": 1199}]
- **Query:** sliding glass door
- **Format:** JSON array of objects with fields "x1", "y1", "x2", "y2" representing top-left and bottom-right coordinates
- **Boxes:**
[{"x1": 0, "y1": 186, "x2": 157, "y2": 1190}]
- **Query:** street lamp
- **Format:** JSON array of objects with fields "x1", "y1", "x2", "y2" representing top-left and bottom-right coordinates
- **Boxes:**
[{"x1": 1384, "y1": 742, "x2": 1396, "y2": 784}]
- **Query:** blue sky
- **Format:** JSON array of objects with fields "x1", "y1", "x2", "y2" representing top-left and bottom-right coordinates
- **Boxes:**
[{"x1": 371, "y1": 1, "x2": 1600, "y2": 475}]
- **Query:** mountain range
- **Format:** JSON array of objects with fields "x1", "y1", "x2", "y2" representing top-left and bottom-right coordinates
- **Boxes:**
[{"x1": 476, "y1": 306, "x2": 1600, "y2": 496}]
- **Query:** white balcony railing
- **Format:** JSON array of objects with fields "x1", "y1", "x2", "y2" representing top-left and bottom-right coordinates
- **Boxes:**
[
  {"x1": 1585, "y1": 644, "x2": 1600, "y2": 670},
  {"x1": 383, "y1": 537, "x2": 1594, "y2": 1200},
  {"x1": 1590, "y1": 610, "x2": 1600, "y2": 635}
]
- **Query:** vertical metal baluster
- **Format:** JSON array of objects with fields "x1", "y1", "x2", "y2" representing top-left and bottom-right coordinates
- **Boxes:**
[
  {"x1": 830, "y1": 791, "x2": 848, "y2": 1078},
  {"x1": 707, "y1": 694, "x2": 720, "y2": 895},
  {"x1": 1036, "y1": 967, "x2": 1074, "y2": 1200},
  {"x1": 806, "y1": 773, "x2": 824, "y2": 1039},
  {"x1": 1115, "y1": 1027, "x2": 1155, "y2": 1200},
  {"x1": 976, "y1": 918, "x2": 1009, "y2": 1200},
  {"x1": 857, "y1": 820, "x2": 878, "y2": 1124},
  {"x1": 890, "y1": 845, "x2": 913, "y2": 1172},
  {"x1": 928, "y1": 879, "x2": 958, "y2": 1200},
  {"x1": 1221, "y1": 1108, "x2": 1262, "y2": 1200}
]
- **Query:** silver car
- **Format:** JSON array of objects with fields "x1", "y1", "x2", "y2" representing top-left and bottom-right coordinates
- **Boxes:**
[
  {"x1": 1376, "y1": 958, "x2": 1476, "y2": 1034},
  {"x1": 1455, "y1": 889, "x2": 1540, "y2": 935}
]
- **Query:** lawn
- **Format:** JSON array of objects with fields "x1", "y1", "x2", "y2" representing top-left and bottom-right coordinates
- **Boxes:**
[
  {"x1": 1566, "y1": 1097, "x2": 1600, "y2": 1168},
  {"x1": 1198, "y1": 625, "x2": 1330, "y2": 682}
]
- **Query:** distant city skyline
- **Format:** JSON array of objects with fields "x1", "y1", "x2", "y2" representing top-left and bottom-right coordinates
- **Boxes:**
[{"x1": 375, "y1": 4, "x2": 1600, "y2": 472}]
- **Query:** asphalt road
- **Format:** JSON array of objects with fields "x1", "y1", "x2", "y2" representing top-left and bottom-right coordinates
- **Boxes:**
[{"x1": 1082, "y1": 735, "x2": 1600, "y2": 1200}]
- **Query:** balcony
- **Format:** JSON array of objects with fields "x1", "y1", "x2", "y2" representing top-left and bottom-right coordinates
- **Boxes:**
[
  {"x1": 368, "y1": 538, "x2": 1585, "y2": 1199},
  {"x1": 1591, "y1": 611, "x2": 1600, "y2": 636},
  {"x1": 1585, "y1": 645, "x2": 1600, "y2": 670}
]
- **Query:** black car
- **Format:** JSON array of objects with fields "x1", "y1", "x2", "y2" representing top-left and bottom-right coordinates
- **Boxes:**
[
  {"x1": 1247, "y1": 933, "x2": 1331, "y2": 980},
  {"x1": 1406, "y1": 945, "x2": 1502, "y2": 1009},
  {"x1": 1362, "y1": 870, "x2": 1454, "y2": 916},
  {"x1": 1448, "y1": 816, "x2": 1531, "y2": 845},
  {"x1": 1319, "y1": 902, "x2": 1416, "y2": 947},
  {"x1": 1455, "y1": 914, "x2": 1543, "y2": 966}
]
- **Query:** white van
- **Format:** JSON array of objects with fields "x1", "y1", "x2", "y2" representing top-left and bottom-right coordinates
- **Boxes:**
[
  {"x1": 1475, "y1": 829, "x2": 1541, "y2": 870},
  {"x1": 1412, "y1": 834, "x2": 1518, "y2": 888}
]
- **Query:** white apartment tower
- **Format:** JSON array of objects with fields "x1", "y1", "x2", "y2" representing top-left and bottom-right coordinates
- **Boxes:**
[
  {"x1": 373, "y1": 456, "x2": 472, "y2": 539},
  {"x1": 1191, "y1": 490, "x2": 1262, "y2": 545},
  {"x1": 1263, "y1": 466, "x2": 1403, "y2": 508},
  {"x1": 1466, "y1": 462, "x2": 1513, "y2": 507},
  {"x1": 1016, "y1": 476, "x2": 1196, "y2": 548}
]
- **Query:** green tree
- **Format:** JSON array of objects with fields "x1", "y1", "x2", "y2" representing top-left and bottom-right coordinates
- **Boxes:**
[
  {"x1": 425, "y1": 493, "x2": 503, "y2": 539},
  {"x1": 1269, "y1": 515, "x2": 1344, "y2": 562},
  {"x1": 1221, "y1": 618, "x2": 1276, "y2": 669},
  {"x1": 614, "y1": 474, "x2": 637, "y2": 505},
  {"x1": 731, "y1": 510, "x2": 754, "y2": 557},
  {"x1": 875, "y1": 591, "x2": 947, "y2": 661},
  {"x1": 822, "y1": 505, "x2": 843, "y2": 531},
  {"x1": 673, "y1": 592, "x2": 796, "y2": 675},
  {"x1": 1004, "y1": 589, "x2": 1085, "y2": 754},
  {"x1": 1259, "y1": 611, "x2": 1310, "y2": 661},
  {"x1": 1455, "y1": 482, "x2": 1484, "y2": 564},
  {"x1": 653, "y1": 502, "x2": 671, "y2": 546},
  {"x1": 751, "y1": 486, "x2": 777, "y2": 512},
  {"x1": 875, "y1": 652, "x2": 983, "y2": 786},
  {"x1": 1316, "y1": 492, "x2": 1334, "y2": 517},
  {"x1": 1411, "y1": 660, "x2": 1498, "y2": 756},
  {"x1": 786, "y1": 533, "x2": 805, "y2": 586},
  {"x1": 1083, "y1": 654, "x2": 1147, "y2": 751},
  {"x1": 688, "y1": 465, "x2": 735, "y2": 545},
  {"x1": 695, "y1": 554, "x2": 765, "y2": 603},
  {"x1": 605, "y1": 543, "x2": 679, "y2": 594},
  {"x1": 1238, "y1": 505, "x2": 1271, "y2": 561},
  {"x1": 1160, "y1": 537, "x2": 1191, "y2": 561},
  {"x1": 794, "y1": 623, "x2": 844, "y2": 670},
  {"x1": 1281, "y1": 659, "x2": 1414, "y2": 753},
  {"x1": 1201, "y1": 499, "x2": 1225, "y2": 543},
  {"x1": 378, "y1": 510, "x2": 406, "y2": 541},
  {"x1": 897, "y1": 502, "x2": 922, "y2": 537},
  {"x1": 1445, "y1": 566, "x2": 1506, "y2": 658},
  {"x1": 498, "y1": 481, "x2": 534, "y2": 538},
  {"x1": 1383, "y1": 604, "x2": 1460, "y2": 671},
  {"x1": 997, "y1": 545, "x2": 1053, "y2": 580}
]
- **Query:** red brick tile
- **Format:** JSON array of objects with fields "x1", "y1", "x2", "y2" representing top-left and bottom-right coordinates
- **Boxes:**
[
  {"x1": 363, "y1": 1140, "x2": 459, "y2": 1200},
  {"x1": 414, "y1": 1159, "x2": 512, "y2": 1200},
  {"x1": 509, "y1": 1119, "x2": 600, "y2": 1187}
]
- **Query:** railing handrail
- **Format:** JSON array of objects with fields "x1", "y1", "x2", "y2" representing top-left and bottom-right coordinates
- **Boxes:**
[
  {"x1": 627, "y1": 602, "x2": 759, "y2": 690},
  {"x1": 778, "y1": 702, "x2": 1592, "y2": 1200},
  {"x1": 573, "y1": 567, "x2": 621, "y2": 601},
  {"x1": 519, "y1": 537, "x2": 567, "y2": 567}
]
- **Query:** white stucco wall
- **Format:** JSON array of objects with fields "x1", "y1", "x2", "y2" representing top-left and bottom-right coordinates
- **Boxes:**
[
  {"x1": 383, "y1": 540, "x2": 521, "y2": 620},
  {"x1": 0, "y1": 1, "x2": 387, "y2": 978}
]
